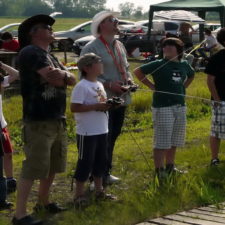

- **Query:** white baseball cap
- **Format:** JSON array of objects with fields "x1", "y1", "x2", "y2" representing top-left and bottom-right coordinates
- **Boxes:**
[{"x1": 91, "y1": 11, "x2": 115, "y2": 38}]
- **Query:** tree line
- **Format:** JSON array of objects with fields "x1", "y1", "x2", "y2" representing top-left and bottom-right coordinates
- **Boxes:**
[
  {"x1": 0, "y1": 0, "x2": 106, "y2": 17},
  {"x1": 0, "y1": 0, "x2": 219, "y2": 20}
]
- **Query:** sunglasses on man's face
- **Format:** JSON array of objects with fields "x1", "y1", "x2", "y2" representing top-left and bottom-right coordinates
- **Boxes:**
[
  {"x1": 31, "y1": 24, "x2": 53, "y2": 32},
  {"x1": 39, "y1": 24, "x2": 53, "y2": 31},
  {"x1": 107, "y1": 17, "x2": 119, "y2": 24}
]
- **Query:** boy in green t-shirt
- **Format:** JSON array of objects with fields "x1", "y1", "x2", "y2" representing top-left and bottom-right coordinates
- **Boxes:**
[{"x1": 134, "y1": 38, "x2": 195, "y2": 178}]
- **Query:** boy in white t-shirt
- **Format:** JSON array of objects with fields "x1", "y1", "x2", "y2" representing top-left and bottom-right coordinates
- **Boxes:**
[{"x1": 71, "y1": 53, "x2": 116, "y2": 207}]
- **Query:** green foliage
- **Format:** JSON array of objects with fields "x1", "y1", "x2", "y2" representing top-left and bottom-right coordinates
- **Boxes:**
[
  {"x1": 0, "y1": 0, "x2": 106, "y2": 17},
  {"x1": 119, "y1": 2, "x2": 135, "y2": 17},
  {"x1": 0, "y1": 0, "x2": 52, "y2": 17}
]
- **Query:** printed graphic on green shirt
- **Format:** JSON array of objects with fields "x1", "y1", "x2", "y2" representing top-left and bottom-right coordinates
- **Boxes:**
[{"x1": 172, "y1": 69, "x2": 182, "y2": 83}]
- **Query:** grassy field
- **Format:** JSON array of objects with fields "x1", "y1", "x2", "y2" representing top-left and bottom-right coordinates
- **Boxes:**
[
  {"x1": 2, "y1": 64, "x2": 225, "y2": 225},
  {"x1": 0, "y1": 17, "x2": 90, "y2": 31},
  {"x1": 1, "y1": 18, "x2": 225, "y2": 225}
]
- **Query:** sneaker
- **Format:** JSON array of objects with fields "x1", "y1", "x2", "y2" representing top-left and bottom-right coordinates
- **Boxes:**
[
  {"x1": 33, "y1": 202, "x2": 67, "y2": 214},
  {"x1": 12, "y1": 215, "x2": 43, "y2": 225},
  {"x1": 0, "y1": 200, "x2": 13, "y2": 210},
  {"x1": 155, "y1": 167, "x2": 167, "y2": 180},
  {"x1": 211, "y1": 158, "x2": 220, "y2": 166},
  {"x1": 7, "y1": 178, "x2": 17, "y2": 194},
  {"x1": 165, "y1": 164, "x2": 187, "y2": 175},
  {"x1": 104, "y1": 175, "x2": 120, "y2": 185}
]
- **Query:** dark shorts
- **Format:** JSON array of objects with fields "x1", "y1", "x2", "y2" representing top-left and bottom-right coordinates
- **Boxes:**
[
  {"x1": 21, "y1": 120, "x2": 67, "y2": 180},
  {"x1": 74, "y1": 133, "x2": 108, "y2": 182}
]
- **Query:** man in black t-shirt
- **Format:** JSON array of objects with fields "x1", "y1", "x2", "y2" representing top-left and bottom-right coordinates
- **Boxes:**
[
  {"x1": 13, "y1": 15, "x2": 76, "y2": 225},
  {"x1": 205, "y1": 28, "x2": 225, "y2": 167}
]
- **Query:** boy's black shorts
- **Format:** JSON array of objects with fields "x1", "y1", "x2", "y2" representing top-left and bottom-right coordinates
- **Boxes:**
[{"x1": 74, "y1": 133, "x2": 108, "y2": 182}]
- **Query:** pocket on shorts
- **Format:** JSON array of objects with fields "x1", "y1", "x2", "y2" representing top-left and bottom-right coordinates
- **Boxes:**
[
  {"x1": 32, "y1": 122, "x2": 55, "y2": 138},
  {"x1": 176, "y1": 106, "x2": 187, "y2": 120}
]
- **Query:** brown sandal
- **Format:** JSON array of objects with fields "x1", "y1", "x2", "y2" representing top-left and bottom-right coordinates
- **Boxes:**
[
  {"x1": 95, "y1": 191, "x2": 117, "y2": 201},
  {"x1": 74, "y1": 196, "x2": 89, "y2": 209}
]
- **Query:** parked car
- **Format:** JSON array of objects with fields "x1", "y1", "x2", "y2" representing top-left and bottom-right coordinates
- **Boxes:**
[
  {"x1": 54, "y1": 21, "x2": 92, "y2": 41},
  {"x1": 73, "y1": 19, "x2": 202, "y2": 56},
  {"x1": 54, "y1": 20, "x2": 135, "y2": 40},
  {"x1": 72, "y1": 19, "x2": 181, "y2": 55},
  {"x1": 54, "y1": 20, "x2": 135, "y2": 51},
  {"x1": 0, "y1": 13, "x2": 63, "y2": 39},
  {"x1": 118, "y1": 24, "x2": 148, "y2": 34},
  {"x1": 192, "y1": 23, "x2": 221, "y2": 32},
  {"x1": 136, "y1": 20, "x2": 220, "y2": 43},
  {"x1": 73, "y1": 33, "x2": 155, "y2": 56},
  {"x1": 0, "y1": 23, "x2": 21, "y2": 37},
  {"x1": 136, "y1": 19, "x2": 181, "y2": 35},
  {"x1": 73, "y1": 35, "x2": 97, "y2": 55}
]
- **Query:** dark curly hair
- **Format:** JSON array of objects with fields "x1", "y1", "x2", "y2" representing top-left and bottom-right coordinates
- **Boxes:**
[
  {"x1": 162, "y1": 37, "x2": 184, "y2": 60},
  {"x1": 1, "y1": 32, "x2": 13, "y2": 41}
]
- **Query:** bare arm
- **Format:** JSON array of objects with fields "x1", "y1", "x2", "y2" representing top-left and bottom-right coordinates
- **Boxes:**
[
  {"x1": 207, "y1": 74, "x2": 220, "y2": 101},
  {"x1": 184, "y1": 76, "x2": 194, "y2": 88},
  {"x1": 133, "y1": 67, "x2": 155, "y2": 90},
  {"x1": 70, "y1": 103, "x2": 110, "y2": 113},
  {"x1": 37, "y1": 66, "x2": 76, "y2": 87},
  {"x1": 0, "y1": 62, "x2": 19, "y2": 83}
]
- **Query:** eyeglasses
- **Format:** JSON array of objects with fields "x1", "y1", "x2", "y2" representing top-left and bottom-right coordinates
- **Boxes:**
[
  {"x1": 30, "y1": 24, "x2": 53, "y2": 32},
  {"x1": 42, "y1": 25, "x2": 53, "y2": 31},
  {"x1": 107, "y1": 17, "x2": 119, "y2": 24},
  {"x1": 90, "y1": 57, "x2": 102, "y2": 64}
]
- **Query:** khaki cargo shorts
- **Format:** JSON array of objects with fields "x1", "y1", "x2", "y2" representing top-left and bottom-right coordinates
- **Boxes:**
[{"x1": 21, "y1": 120, "x2": 67, "y2": 180}]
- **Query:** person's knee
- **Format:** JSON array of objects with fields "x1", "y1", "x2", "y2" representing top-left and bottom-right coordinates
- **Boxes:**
[
  {"x1": 154, "y1": 148, "x2": 166, "y2": 153},
  {"x1": 74, "y1": 161, "x2": 93, "y2": 182},
  {"x1": 210, "y1": 135, "x2": 220, "y2": 142}
]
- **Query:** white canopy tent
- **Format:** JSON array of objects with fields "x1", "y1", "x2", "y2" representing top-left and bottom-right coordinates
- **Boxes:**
[{"x1": 154, "y1": 10, "x2": 205, "y2": 23}]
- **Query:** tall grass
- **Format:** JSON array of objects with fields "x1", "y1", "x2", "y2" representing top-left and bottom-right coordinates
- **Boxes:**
[{"x1": 0, "y1": 17, "x2": 90, "y2": 32}]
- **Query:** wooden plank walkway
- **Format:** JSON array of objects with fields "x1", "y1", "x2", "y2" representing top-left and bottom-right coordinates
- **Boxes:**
[{"x1": 136, "y1": 203, "x2": 225, "y2": 225}]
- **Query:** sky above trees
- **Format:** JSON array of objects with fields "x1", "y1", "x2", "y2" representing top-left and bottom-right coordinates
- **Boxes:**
[{"x1": 106, "y1": 0, "x2": 169, "y2": 11}]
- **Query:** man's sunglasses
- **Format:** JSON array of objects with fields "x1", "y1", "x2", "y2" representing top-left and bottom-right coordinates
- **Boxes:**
[
  {"x1": 107, "y1": 17, "x2": 119, "y2": 24},
  {"x1": 31, "y1": 24, "x2": 53, "y2": 32}
]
